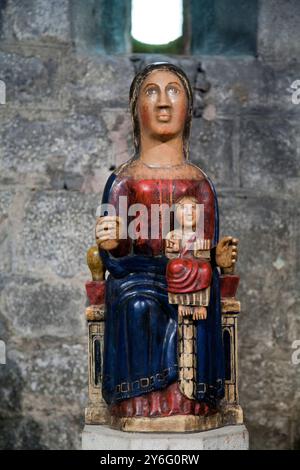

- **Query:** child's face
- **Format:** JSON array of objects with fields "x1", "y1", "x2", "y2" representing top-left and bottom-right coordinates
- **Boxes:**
[{"x1": 175, "y1": 198, "x2": 199, "y2": 230}]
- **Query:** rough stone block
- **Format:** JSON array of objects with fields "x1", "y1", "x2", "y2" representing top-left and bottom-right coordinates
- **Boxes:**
[
  {"x1": 240, "y1": 350, "x2": 296, "y2": 414},
  {"x1": 241, "y1": 391, "x2": 296, "y2": 450},
  {"x1": 0, "y1": 413, "x2": 83, "y2": 449},
  {"x1": 0, "y1": 111, "x2": 111, "y2": 189},
  {"x1": 0, "y1": 340, "x2": 87, "y2": 416},
  {"x1": 0, "y1": 333, "x2": 87, "y2": 450},
  {"x1": 0, "y1": 49, "x2": 65, "y2": 109},
  {"x1": 176, "y1": 58, "x2": 199, "y2": 87},
  {"x1": 239, "y1": 118, "x2": 299, "y2": 192},
  {"x1": 63, "y1": 55, "x2": 134, "y2": 108},
  {"x1": 246, "y1": 412, "x2": 291, "y2": 450},
  {"x1": 0, "y1": 275, "x2": 85, "y2": 338},
  {"x1": 218, "y1": 194, "x2": 298, "y2": 349},
  {"x1": 266, "y1": 61, "x2": 300, "y2": 112},
  {"x1": 190, "y1": 118, "x2": 235, "y2": 187},
  {"x1": 200, "y1": 57, "x2": 300, "y2": 117},
  {"x1": 258, "y1": 0, "x2": 300, "y2": 61},
  {"x1": 101, "y1": 108, "x2": 132, "y2": 170},
  {"x1": 0, "y1": 0, "x2": 71, "y2": 44},
  {"x1": 201, "y1": 57, "x2": 268, "y2": 113},
  {"x1": 218, "y1": 193, "x2": 299, "y2": 449},
  {"x1": 0, "y1": 349, "x2": 24, "y2": 418},
  {"x1": 0, "y1": 415, "x2": 47, "y2": 450},
  {"x1": 0, "y1": 190, "x2": 14, "y2": 220},
  {"x1": 19, "y1": 191, "x2": 99, "y2": 278},
  {"x1": 0, "y1": 190, "x2": 14, "y2": 272}
]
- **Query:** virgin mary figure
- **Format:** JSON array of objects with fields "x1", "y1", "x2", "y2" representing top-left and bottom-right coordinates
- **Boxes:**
[{"x1": 95, "y1": 62, "x2": 237, "y2": 427}]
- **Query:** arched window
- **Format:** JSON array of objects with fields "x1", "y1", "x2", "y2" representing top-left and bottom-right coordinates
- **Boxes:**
[
  {"x1": 131, "y1": 0, "x2": 184, "y2": 54},
  {"x1": 71, "y1": 0, "x2": 258, "y2": 56}
]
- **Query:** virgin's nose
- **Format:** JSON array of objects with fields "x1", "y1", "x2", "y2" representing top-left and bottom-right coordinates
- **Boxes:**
[{"x1": 157, "y1": 90, "x2": 171, "y2": 108}]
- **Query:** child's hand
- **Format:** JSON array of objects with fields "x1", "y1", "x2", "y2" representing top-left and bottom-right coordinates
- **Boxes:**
[
  {"x1": 165, "y1": 232, "x2": 180, "y2": 256},
  {"x1": 166, "y1": 238, "x2": 180, "y2": 253}
]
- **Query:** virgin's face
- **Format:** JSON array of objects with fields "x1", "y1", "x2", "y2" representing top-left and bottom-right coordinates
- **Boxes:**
[{"x1": 137, "y1": 70, "x2": 188, "y2": 142}]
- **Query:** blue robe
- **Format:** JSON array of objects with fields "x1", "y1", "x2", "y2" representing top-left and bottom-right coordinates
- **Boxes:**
[{"x1": 100, "y1": 172, "x2": 225, "y2": 407}]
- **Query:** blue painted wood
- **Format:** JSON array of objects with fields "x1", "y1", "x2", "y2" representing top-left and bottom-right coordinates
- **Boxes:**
[{"x1": 100, "y1": 171, "x2": 225, "y2": 407}]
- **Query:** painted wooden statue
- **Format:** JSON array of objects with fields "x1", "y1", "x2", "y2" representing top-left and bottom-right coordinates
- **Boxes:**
[{"x1": 85, "y1": 62, "x2": 243, "y2": 432}]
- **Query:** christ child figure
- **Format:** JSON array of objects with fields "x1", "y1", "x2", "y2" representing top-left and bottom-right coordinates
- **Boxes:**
[{"x1": 165, "y1": 196, "x2": 212, "y2": 320}]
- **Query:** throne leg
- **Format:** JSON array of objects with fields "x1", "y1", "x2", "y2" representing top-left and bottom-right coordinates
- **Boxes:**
[
  {"x1": 221, "y1": 298, "x2": 244, "y2": 425},
  {"x1": 85, "y1": 304, "x2": 109, "y2": 425}
]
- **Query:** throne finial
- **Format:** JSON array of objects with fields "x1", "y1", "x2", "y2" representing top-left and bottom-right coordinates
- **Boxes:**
[{"x1": 87, "y1": 246, "x2": 105, "y2": 281}]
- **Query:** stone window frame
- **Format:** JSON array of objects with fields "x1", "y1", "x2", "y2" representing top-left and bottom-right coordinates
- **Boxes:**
[{"x1": 72, "y1": 0, "x2": 258, "y2": 56}]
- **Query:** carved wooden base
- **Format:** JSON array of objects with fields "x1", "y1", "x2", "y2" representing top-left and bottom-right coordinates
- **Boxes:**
[
  {"x1": 85, "y1": 404, "x2": 109, "y2": 425},
  {"x1": 221, "y1": 404, "x2": 244, "y2": 427},
  {"x1": 109, "y1": 404, "x2": 243, "y2": 433}
]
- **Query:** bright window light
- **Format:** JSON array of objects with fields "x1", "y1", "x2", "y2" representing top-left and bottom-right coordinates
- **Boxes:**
[{"x1": 131, "y1": 0, "x2": 183, "y2": 45}]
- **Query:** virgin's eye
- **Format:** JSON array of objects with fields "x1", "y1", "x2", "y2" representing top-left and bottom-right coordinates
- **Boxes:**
[
  {"x1": 167, "y1": 86, "x2": 180, "y2": 95},
  {"x1": 145, "y1": 87, "x2": 158, "y2": 96}
]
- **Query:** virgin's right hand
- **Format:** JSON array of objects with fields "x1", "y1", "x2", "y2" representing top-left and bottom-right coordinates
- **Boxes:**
[{"x1": 95, "y1": 216, "x2": 120, "y2": 249}]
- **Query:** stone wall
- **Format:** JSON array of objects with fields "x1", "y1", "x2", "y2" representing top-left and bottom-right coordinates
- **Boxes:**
[{"x1": 0, "y1": 0, "x2": 300, "y2": 449}]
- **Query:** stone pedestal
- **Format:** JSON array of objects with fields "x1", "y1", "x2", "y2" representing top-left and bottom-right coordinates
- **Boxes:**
[{"x1": 82, "y1": 424, "x2": 249, "y2": 450}]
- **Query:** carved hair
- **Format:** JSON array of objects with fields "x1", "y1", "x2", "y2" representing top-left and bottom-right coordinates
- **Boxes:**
[
  {"x1": 176, "y1": 195, "x2": 198, "y2": 206},
  {"x1": 129, "y1": 62, "x2": 193, "y2": 159}
]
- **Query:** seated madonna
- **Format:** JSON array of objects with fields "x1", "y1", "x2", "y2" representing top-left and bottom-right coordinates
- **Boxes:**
[{"x1": 95, "y1": 62, "x2": 238, "y2": 430}]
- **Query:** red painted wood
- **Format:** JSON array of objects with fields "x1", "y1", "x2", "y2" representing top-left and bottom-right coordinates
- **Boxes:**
[
  {"x1": 108, "y1": 177, "x2": 215, "y2": 257},
  {"x1": 110, "y1": 382, "x2": 215, "y2": 418},
  {"x1": 220, "y1": 274, "x2": 240, "y2": 298},
  {"x1": 167, "y1": 258, "x2": 212, "y2": 293},
  {"x1": 85, "y1": 280, "x2": 106, "y2": 305}
]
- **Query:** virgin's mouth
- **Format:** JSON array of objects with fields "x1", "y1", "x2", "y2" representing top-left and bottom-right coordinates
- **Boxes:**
[{"x1": 157, "y1": 114, "x2": 171, "y2": 121}]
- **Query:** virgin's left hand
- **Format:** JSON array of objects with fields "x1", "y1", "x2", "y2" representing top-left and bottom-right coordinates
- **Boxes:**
[{"x1": 216, "y1": 236, "x2": 239, "y2": 269}]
